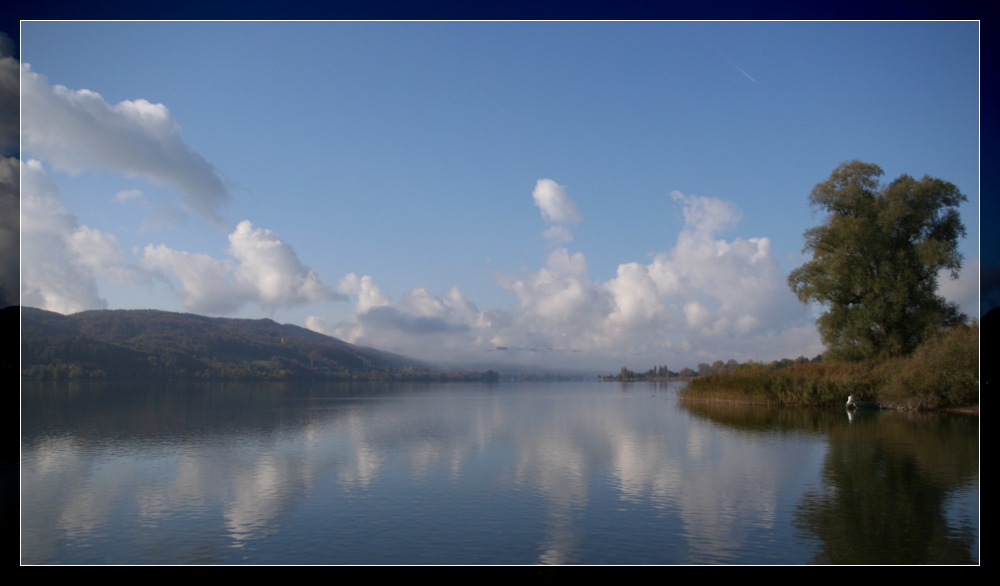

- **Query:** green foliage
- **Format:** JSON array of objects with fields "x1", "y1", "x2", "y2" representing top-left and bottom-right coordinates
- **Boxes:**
[
  {"x1": 682, "y1": 324, "x2": 978, "y2": 409},
  {"x1": 878, "y1": 322, "x2": 979, "y2": 409},
  {"x1": 600, "y1": 364, "x2": 675, "y2": 381},
  {"x1": 684, "y1": 360, "x2": 884, "y2": 406},
  {"x1": 788, "y1": 161, "x2": 967, "y2": 360}
]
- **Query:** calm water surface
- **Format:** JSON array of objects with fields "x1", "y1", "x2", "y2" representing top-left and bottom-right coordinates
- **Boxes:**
[{"x1": 21, "y1": 381, "x2": 978, "y2": 564}]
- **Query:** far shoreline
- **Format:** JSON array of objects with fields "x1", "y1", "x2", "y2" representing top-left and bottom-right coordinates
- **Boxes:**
[{"x1": 677, "y1": 392, "x2": 979, "y2": 414}]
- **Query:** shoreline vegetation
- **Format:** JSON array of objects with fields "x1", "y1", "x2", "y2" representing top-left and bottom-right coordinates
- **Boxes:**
[
  {"x1": 650, "y1": 161, "x2": 980, "y2": 413},
  {"x1": 677, "y1": 322, "x2": 978, "y2": 410}
]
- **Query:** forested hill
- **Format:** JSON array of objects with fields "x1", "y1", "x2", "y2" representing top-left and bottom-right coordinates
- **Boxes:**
[{"x1": 18, "y1": 306, "x2": 440, "y2": 381}]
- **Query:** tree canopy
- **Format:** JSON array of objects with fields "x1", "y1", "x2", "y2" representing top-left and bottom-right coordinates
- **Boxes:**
[{"x1": 788, "y1": 161, "x2": 967, "y2": 360}]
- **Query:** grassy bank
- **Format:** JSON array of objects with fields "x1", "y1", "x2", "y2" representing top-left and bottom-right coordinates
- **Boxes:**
[{"x1": 682, "y1": 322, "x2": 978, "y2": 409}]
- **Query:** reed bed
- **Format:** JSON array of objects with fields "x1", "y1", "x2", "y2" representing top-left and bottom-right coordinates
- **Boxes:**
[{"x1": 682, "y1": 323, "x2": 978, "y2": 410}]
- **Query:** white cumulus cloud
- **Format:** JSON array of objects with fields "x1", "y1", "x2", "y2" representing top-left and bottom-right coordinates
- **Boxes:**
[
  {"x1": 338, "y1": 273, "x2": 393, "y2": 314},
  {"x1": 13, "y1": 61, "x2": 343, "y2": 319},
  {"x1": 533, "y1": 179, "x2": 582, "y2": 225},
  {"x1": 142, "y1": 221, "x2": 342, "y2": 314},
  {"x1": 20, "y1": 159, "x2": 134, "y2": 314},
  {"x1": 329, "y1": 276, "x2": 492, "y2": 362},
  {"x1": 141, "y1": 245, "x2": 245, "y2": 314},
  {"x1": 228, "y1": 221, "x2": 336, "y2": 308},
  {"x1": 20, "y1": 63, "x2": 230, "y2": 223},
  {"x1": 321, "y1": 189, "x2": 822, "y2": 371}
]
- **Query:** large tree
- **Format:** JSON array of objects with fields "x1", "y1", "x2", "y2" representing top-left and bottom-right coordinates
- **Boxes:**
[{"x1": 788, "y1": 161, "x2": 967, "y2": 360}]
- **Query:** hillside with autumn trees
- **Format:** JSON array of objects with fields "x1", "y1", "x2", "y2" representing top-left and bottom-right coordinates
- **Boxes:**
[{"x1": 17, "y1": 306, "x2": 496, "y2": 382}]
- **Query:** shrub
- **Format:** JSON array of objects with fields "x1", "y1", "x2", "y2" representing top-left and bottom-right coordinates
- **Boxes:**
[
  {"x1": 878, "y1": 322, "x2": 979, "y2": 408},
  {"x1": 682, "y1": 324, "x2": 977, "y2": 409}
]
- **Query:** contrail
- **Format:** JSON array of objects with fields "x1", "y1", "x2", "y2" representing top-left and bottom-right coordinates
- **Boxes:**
[{"x1": 721, "y1": 53, "x2": 757, "y2": 83}]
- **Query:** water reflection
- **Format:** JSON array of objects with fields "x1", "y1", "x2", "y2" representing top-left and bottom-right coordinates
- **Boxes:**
[
  {"x1": 795, "y1": 412, "x2": 978, "y2": 564},
  {"x1": 683, "y1": 401, "x2": 978, "y2": 564},
  {"x1": 21, "y1": 381, "x2": 977, "y2": 564}
]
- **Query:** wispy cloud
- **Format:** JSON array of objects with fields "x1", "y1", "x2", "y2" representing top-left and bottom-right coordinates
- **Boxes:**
[
  {"x1": 114, "y1": 189, "x2": 144, "y2": 203},
  {"x1": 15, "y1": 57, "x2": 347, "y2": 317},
  {"x1": 20, "y1": 63, "x2": 231, "y2": 224},
  {"x1": 721, "y1": 53, "x2": 757, "y2": 83}
]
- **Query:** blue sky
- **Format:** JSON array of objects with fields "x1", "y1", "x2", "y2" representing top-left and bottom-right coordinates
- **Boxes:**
[{"x1": 12, "y1": 22, "x2": 981, "y2": 372}]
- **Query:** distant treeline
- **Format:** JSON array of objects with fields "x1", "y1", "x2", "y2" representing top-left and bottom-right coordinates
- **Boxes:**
[{"x1": 601, "y1": 355, "x2": 825, "y2": 382}]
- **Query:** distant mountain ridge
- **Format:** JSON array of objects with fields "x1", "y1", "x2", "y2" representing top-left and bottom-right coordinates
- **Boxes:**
[{"x1": 18, "y1": 306, "x2": 439, "y2": 381}]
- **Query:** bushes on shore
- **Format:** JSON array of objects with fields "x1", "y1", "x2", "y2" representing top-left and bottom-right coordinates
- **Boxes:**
[
  {"x1": 682, "y1": 322, "x2": 978, "y2": 409},
  {"x1": 877, "y1": 322, "x2": 979, "y2": 409}
]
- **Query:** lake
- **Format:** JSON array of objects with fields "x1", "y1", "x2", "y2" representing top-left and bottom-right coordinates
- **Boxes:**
[{"x1": 20, "y1": 380, "x2": 978, "y2": 564}]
